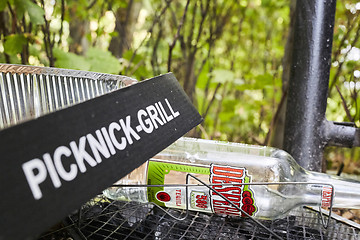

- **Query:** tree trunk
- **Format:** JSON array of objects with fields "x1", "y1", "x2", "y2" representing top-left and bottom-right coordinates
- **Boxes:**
[
  {"x1": 269, "y1": 0, "x2": 296, "y2": 149},
  {"x1": 109, "y1": 0, "x2": 142, "y2": 58},
  {"x1": 183, "y1": 52, "x2": 196, "y2": 102},
  {"x1": 0, "y1": 11, "x2": 10, "y2": 63},
  {"x1": 68, "y1": 5, "x2": 90, "y2": 54}
]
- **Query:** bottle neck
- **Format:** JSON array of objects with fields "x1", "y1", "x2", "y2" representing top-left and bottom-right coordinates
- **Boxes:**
[{"x1": 304, "y1": 171, "x2": 360, "y2": 209}]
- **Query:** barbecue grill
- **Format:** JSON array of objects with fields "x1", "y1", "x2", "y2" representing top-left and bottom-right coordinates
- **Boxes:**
[
  {"x1": 3, "y1": 1, "x2": 360, "y2": 238},
  {"x1": 39, "y1": 194, "x2": 360, "y2": 240}
]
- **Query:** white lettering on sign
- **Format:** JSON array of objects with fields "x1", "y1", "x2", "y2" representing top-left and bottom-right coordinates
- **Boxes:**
[{"x1": 22, "y1": 98, "x2": 180, "y2": 200}]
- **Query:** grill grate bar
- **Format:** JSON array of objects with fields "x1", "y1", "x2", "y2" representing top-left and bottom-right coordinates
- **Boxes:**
[
  {"x1": 106, "y1": 203, "x2": 146, "y2": 240},
  {"x1": 38, "y1": 195, "x2": 360, "y2": 240},
  {"x1": 122, "y1": 211, "x2": 151, "y2": 240},
  {"x1": 0, "y1": 71, "x2": 125, "y2": 130}
]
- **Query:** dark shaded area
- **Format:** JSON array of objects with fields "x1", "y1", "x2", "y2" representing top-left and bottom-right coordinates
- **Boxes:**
[{"x1": 38, "y1": 197, "x2": 359, "y2": 240}]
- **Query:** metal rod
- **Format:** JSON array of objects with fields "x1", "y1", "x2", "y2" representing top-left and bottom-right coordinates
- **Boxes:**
[
  {"x1": 325, "y1": 121, "x2": 360, "y2": 147},
  {"x1": 113, "y1": 182, "x2": 333, "y2": 187},
  {"x1": 186, "y1": 174, "x2": 284, "y2": 240},
  {"x1": 284, "y1": 0, "x2": 337, "y2": 171},
  {"x1": 113, "y1": 181, "x2": 335, "y2": 229}
]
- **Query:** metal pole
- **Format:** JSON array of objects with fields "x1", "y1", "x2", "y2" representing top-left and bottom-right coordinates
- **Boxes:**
[{"x1": 283, "y1": 0, "x2": 337, "y2": 171}]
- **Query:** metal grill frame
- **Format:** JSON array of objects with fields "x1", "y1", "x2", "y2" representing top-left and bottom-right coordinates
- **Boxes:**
[
  {"x1": 0, "y1": 64, "x2": 137, "y2": 130},
  {"x1": 39, "y1": 195, "x2": 360, "y2": 240}
]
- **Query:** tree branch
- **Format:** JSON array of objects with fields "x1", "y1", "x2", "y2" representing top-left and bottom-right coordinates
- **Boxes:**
[
  {"x1": 125, "y1": 0, "x2": 172, "y2": 75},
  {"x1": 87, "y1": 0, "x2": 97, "y2": 10},
  {"x1": 40, "y1": 0, "x2": 54, "y2": 66},
  {"x1": 58, "y1": 0, "x2": 65, "y2": 45},
  {"x1": 202, "y1": 82, "x2": 221, "y2": 120},
  {"x1": 151, "y1": 26, "x2": 163, "y2": 76},
  {"x1": 264, "y1": 88, "x2": 288, "y2": 146},
  {"x1": 211, "y1": 81, "x2": 228, "y2": 140},
  {"x1": 332, "y1": 14, "x2": 359, "y2": 63},
  {"x1": 329, "y1": 23, "x2": 360, "y2": 93},
  {"x1": 168, "y1": 0, "x2": 190, "y2": 72},
  {"x1": 336, "y1": 85, "x2": 354, "y2": 122},
  {"x1": 7, "y1": 2, "x2": 19, "y2": 33},
  {"x1": 194, "y1": 0, "x2": 210, "y2": 50}
]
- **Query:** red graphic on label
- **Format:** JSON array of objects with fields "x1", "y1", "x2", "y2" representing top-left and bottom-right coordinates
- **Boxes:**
[
  {"x1": 210, "y1": 164, "x2": 256, "y2": 217},
  {"x1": 241, "y1": 191, "x2": 256, "y2": 217},
  {"x1": 321, "y1": 186, "x2": 332, "y2": 208},
  {"x1": 156, "y1": 191, "x2": 171, "y2": 202}
]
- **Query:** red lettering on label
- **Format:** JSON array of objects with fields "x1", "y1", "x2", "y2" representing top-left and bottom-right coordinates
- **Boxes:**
[
  {"x1": 210, "y1": 164, "x2": 257, "y2": 217},
  {"x1": 195, "y1": 194, "x2": 208, "y2": 208},
  {"x1": 321, "y1": 186, "x2": 332, "y2": 208},
  {"x1": 212, "y1": 186, "x2": 241, "y2": 194},
  {"x1": 212, "y1": 176, "x2": 243, "y2": 184},
  {"x1": 212, "y1": 192, "x2": 242, "y2": 202},
  {"x1": 212, "y1": 166, "x2": 244, "y2": 178},
  {"x1": 212, "y1": 199, "x2": 241, "y2": 215},
  {"x1": 176, "y1": 189, "x2": 182, "y2": 206}
]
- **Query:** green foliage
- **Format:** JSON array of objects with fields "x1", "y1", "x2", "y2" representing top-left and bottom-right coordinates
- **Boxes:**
[
  {"x1": 53, "y1": 48, "x2": 91, "y2": 70},
  {"x1": 4, "y1": 34, "x2": 27, "y2": 55},
  {"x1": 53, "y1": 47, "x2": 123, "y2": 73},
  {"x1": 211, "y1": 69, "x2": 235, "y2": 84},
  {"x1": 326, "y1": 1, "x2": 360, "y2": 127},
  {"x1": 0, "y1": 0, "x2": 7, "y2": 11},
  {"x1": 196, "y1": 62, "x2": 210, "y2": 90},
  {"x1": 122, "y1": 49, "x2": 151, "y2": 79},
  {"x1": 14, "y1": 0, "x2": 45, "y2": 25},
  {"x1": 23, "y1": 0, "x2": 45, "y2": 25},
  {"x1": 85, "y1": 48, "x2": 122, "y2": 74},
  {"x1": 0, "y1": 0, "x2": 359, "y2": 163}
]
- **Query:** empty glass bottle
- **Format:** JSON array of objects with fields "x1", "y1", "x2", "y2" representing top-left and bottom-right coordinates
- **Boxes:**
[{"x1": 103, "y1": 137, "x2": 360, "y2": 219}]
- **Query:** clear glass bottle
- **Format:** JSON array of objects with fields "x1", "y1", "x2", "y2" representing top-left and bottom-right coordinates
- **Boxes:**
[{"x1": 103, "y1": 137, "x2": 360, "y2": 219}]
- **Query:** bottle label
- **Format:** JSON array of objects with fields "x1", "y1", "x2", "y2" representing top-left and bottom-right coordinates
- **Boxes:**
[
  {"x1": 210, "y1": 164, "x2": 257, "y2": 217},
  {"x1": 321, "y1": 186, "x2": 333, "y2": 208},
  {"x1": 307, "y1": 184, "x2": 333, "y2": 208},
  {"x1": 147, "y1": 160, "x2": 257, "y2": 217}
]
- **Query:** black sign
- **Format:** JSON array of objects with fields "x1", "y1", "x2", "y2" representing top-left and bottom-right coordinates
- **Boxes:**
[{"x1": 0, "y1": 73, "x2": 202, "y2": 239}]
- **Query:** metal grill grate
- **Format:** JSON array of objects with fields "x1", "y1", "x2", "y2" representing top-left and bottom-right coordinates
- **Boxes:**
[
  {"x1": 0, "y1": 72, "x2": 123, "y2": 129},
  {"x1": 39, "y1": 195, "x2": 360, "y2": 240},
  {"x1": 0, "y1": 64, "x2": 136, "y2": 130}
]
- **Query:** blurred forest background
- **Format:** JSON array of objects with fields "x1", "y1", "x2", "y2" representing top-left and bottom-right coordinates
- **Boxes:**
[{"x1": 0, "y1": 0, "x2": 360, "y2": 175}]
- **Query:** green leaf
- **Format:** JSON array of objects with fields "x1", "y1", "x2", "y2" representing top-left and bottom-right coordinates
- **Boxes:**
[
  {"x1": 345, "y1": 60, "x2": 357, "y2": 69},
  {"x1": 109, "y1": 31, "x2": 119, "y2": 37},
  {"x1": 14, "y1": 0, "x2": 26, "y2": 19},
  {"x1": 24, "y1": 0, "x2": 45, "y2": 25},
  {"x1": 53, "y1": 48, "x2": 90, "y2": 70},
  {"x1": 13, "y1": 0, "x2": 44, "y2": 25},
  {"x1": 0, "y1": 53, "x2": 5, "y2": 63},
  {"x1": 255, "y1": 73, "x2": 273, "y2": 86},
  {"x1": 29, "y1": 45, "x2": 41, "y2": 57},
  {"x1": 219, "y1": 111, "x2": 234, "y2": 122},
  {"x1": 211, "y1": 69, "x2": 235, "y2": 83},
  {"x1": 4, "y1": 34, "x2": 27, "y2": 55},
  {"x1": 123, "y1": 49, "x2": 142, "y2": 64},
  {"x1": 0, "y1": 0, "x2": 7, "y2": 11},
  {"x1": 236, "y1": 73, "x2": 275, "y2": 91},
  {"x1": 196, "y1": 61, "x2": 210, "y2": 89},
  {"x1": 85, "y1": 48, "x2": 122, "y2": 74}
]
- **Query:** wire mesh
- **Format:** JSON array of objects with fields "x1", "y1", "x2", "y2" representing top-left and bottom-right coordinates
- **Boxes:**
[{"x1": 39, "y1": 195, "x2": 360, "y2": 240}]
